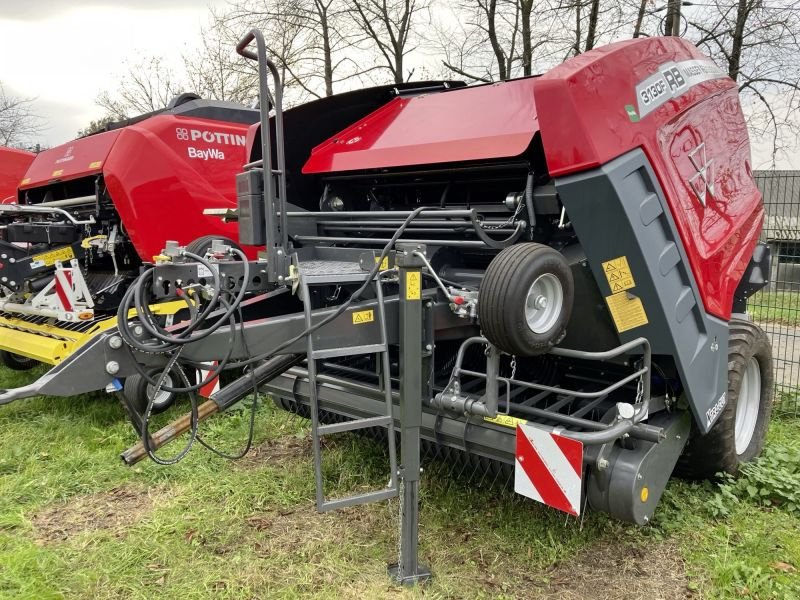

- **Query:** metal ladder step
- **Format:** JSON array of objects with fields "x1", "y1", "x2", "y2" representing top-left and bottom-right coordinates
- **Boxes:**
[
  {"x1": 301, "y1": 265, "x2": 398, "y2": 513},
  {"x1": 310, "y1": 343, "x2": 387, "y2": 360},
  {"x1": 318, "y1": 415, "x2": 393, "y2": 436}
]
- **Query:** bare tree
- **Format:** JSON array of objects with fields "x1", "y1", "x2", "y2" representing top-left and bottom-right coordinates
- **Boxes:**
[
  {"x1": 0, "y1": 82, "x2": 44, "y2": 148},
  {"x1": 350, "y1": 0, "x2": 430, "y2": 84},
  {"x1": 96, "y1": 57, "x2": 183, "y2": 119},
  {"x1": 584, "y1": 0, "x2": 601, "y2": 51},
  {"x1": 632, "y1": 0, "x2": 649, "y2": 38},
  {"x1": 77, "y1": 117, "x2": 115, "y2": 138},
  {"x1": 437, "y1": 0, "x2": 528, "y2": 82},
  {"x1": 215, "y1": 0, "x2": 367, "y2": 102},
  {"x1": 687, "y1": 0, "x2": 800, "y2": 162},
  {"x1": 183, "y1": 13, "x2": 259, "y2": 106},
  {"x1": 560, "y1": 0, "x2": 628, "y2": 57}
]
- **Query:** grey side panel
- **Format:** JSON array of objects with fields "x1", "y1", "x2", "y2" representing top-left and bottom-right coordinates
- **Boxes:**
[{"x1": 555, "y1": 148, "x2": 728, "y2": 433}]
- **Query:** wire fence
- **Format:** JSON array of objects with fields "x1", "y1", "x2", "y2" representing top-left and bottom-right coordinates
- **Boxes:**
[{"x1": 752, "y1": 171, "x2": 800, "y2": 416}]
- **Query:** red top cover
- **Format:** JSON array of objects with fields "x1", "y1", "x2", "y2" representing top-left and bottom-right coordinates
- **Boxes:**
[
  {"x1": 302, "y1": 79, "x2": 539, "y2": 173},
  {"x1": 0, "y1": 146, "x2": 35, "y2": 203},
  {"x1": 19, "y1": 131, "x2": 121, "y2": 190}
]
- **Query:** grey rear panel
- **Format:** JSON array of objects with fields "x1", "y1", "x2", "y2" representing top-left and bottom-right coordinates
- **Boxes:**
[{"x1": 555, "y1": 148, "x2": 728, "y2": 434}]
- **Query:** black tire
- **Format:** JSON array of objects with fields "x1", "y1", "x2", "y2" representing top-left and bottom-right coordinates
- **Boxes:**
[
  {"x1": 478, "y1": 243, "x2": 574, "y2": 356},
  {"x1": 184, "y1": 235, "x2": 243, "y2": 258},
  {"x1": 123, "y1": 372, "x2": 177, "y2": 415},
  {"x1": 676, "y1": 319, "x2": 773, "y2": 479},
  {"x1": 0, "y1": 351, "x2": 38, "y2": 371}
]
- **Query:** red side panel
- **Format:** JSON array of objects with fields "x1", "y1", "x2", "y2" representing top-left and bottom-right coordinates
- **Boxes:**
[
  {"x1": 103, "y1": 114, "x2": 254, "y2": 260},
  {"x1": 20, "y1": 131, "x2": 121, "y2": 190},
  {"x1": 536, "y1": 37, "x2": 762, "y2": 319},
  {"x1": 302, "y1": 79, "x2": 539, "y2": 174},
  {"x1": 0, "y1": 146, "x2": 35, "y2": 203}
]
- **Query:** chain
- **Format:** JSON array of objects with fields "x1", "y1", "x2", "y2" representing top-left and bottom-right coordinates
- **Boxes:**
[
  {"x1": 395, "y1": 474, "x2": 404, "y2": 581},
  {"x1": 635, "y1": 372, "x2": 644, "y2": 406},
  {"x1": 482, "y1": 196, "x2": 525, "y2": 230},
  {"x1": 510, "y1": 355, "x2": 517, "y2": 381}
]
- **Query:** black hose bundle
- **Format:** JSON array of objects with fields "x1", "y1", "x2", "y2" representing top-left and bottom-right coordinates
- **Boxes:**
[{"x1": 117, "y1": 207, "x2": 435, "y2": 464}]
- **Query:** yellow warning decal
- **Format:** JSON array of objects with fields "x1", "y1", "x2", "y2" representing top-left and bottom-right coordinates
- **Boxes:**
[
  {"x1": 602, "y1": 256, "x2": 636, "y2": 293},
  {"x1": 484, "y1": 414, "x2": 528, "y2": 428},
  {"x1": 352, "y1": 309, "x2": 374, "y2": 325},
  {"x1": 31, "y1": 246, "x2": 75, "y2": 268},
  {"x1": 606, "y1": 292, "x2": 649, "y2": 333},
  {"x1": 89, "y1": 161, "x2": 103, "y2": 169},
  {"x1": 51, "y1": 169, "x2": 64, "y2": 178},
  {"x1": 406, "y1": 271, "x2": 421, "y2": 300},
  {"x1": 20, "y1": 178, "x2": 30, "y2": 185},
  {"x1": 375, "y1": 256, "x2": 389, "y2": 271}
]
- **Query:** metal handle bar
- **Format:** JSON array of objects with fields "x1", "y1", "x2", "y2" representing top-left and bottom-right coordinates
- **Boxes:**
[
  {"x1": 236, "y1": 29, "x2": 289, "y2": 254},
  {"x1": 0, "y1": 204, "x2": 95, "y2": 226}
]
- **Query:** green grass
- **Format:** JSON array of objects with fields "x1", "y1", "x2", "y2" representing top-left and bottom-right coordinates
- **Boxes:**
[
  {"x1": 749, "y1": 291, "x2": 800, "y2": 326},
  {"x1": 0, "y1": 365, "x2": 798, "y2": 598}
]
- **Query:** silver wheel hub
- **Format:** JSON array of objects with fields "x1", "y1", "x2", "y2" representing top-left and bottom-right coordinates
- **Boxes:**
[
  {"x1": 734, "y1": 356, "x2": 761, "y2": 455},
  {"x1": 146, "y1": 373, "x2": 175, "y2": 408},
  {"x1": 524, "y1": 273, "x2": 563, "y2": 334}
]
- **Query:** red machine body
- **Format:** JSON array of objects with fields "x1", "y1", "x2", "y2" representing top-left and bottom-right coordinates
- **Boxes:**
[
  {"x1": 535, "y1": 37, "x2": 761, "y2": 320},
  {"x1": 20, "y1": 112, "x2": 255, "y2": 259},
  {"x1": 0, "y1": 146, "x2": 35, "y2": 204},
  {"x1": 302, "y1": 37, "x2": 761, "y2": 320}
]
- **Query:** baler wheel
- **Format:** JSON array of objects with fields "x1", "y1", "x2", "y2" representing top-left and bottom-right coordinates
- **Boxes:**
[
  {"x1": 676, "y1": 319, "x2": 773, "y2": 479},
  {"x1": 478, "y1": 243, "x2": 574, "y2": 356},
  {"x1": 0, "y1": 351, "x2": 38, "y2": 371},
  {"x1": 124, "y1": 372, "x2": 177, "y2": 416}
]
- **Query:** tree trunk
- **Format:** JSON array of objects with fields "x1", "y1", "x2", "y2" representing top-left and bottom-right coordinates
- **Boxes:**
[
  {"x1": 574, "y1": 1, "x2": 582, "y2": 56},
  {"x1": 633, "y1": 0, "x2": 647, "y2": 38},
  {"x1": 729, "y1": 0, "x2": 750, "y2": 81},
  {"x1": 585, "y1": 0, "x2": 599, "y2": 51},
  {"x1": 521, "y1": 0, "x2": 533, "y2": 76},
  {"x1": 318, "y1": 3, "x2": 334, "y2": 96},
  {"x1": 487, "y1": 0, "x2": 508, "y2": 79}
]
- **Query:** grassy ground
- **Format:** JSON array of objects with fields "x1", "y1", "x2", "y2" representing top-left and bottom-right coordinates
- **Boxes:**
[
  {"x1": 749, "y1": 291, "x2": 800, "y2": 327},
  {"x1": 0, "y1": 365, "x2": 798, "y2": 599}
]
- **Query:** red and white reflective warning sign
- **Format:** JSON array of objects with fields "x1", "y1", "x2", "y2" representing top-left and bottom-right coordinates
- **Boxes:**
[
  {"x1": 515, "y1": 423, "x2": 584, "y2": 516},
  {"x1": 198, "y1": 362, "x2": 221, "y2": 398}
]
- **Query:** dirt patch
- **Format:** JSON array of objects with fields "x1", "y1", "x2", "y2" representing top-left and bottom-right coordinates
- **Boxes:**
[
  {"x1": 245, "y1": 502, "x2": 388, "y2": 552},
  {"x1": 536, "y1": 538, "x2": 692, "y2": 599},
  {"x1": 31, "y1": 485, "x2": 165, "y2": 544},
  {"x1": 235, "y1": 435, "x2": 311, "y2": 469}
]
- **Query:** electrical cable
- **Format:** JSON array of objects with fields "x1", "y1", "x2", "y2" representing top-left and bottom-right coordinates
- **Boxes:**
[
  {"x1": 196, "y1": 302, "x2": 261, "y2": 460},
  {"x1": 119, "y1": 206, "x2": 439, "y2": 463},
  {"x1": 116, "y1": 246, "x2": 248, "y2": 393},
  {"x1": 223, "y1": 205, "x2": 435, "y2": 369}
]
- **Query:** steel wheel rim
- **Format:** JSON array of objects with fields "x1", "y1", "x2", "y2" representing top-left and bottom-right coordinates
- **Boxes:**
[
  {"x1": 146, "y1": 373, "x2": 175, "y2": 408},
  {"x1": 735, "y1": 356, "x2": 761, "y2": 455},
  {"x1": 524, "y1": 273, "x2": 563, "y2": 334}
]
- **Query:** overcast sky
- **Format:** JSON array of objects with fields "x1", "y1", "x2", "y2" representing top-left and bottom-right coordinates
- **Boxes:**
[
  {"x1": 0, "y1": 1, "x2": 221, "y2": 144},
  {"x1": 1, "y1": 1, "x2": 797, "y2": 168}
]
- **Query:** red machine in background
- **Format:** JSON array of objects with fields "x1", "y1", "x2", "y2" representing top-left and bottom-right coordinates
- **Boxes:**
[
  {"x1": 0, "y1": 96, "x2": 258, "y2": 408},
  {"x1": 0, "y1": 146, "x2": 34, "y2": 204}
]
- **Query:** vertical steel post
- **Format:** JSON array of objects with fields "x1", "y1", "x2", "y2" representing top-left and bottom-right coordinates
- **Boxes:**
[{"x1": 390, "y1": 243, "x2": 431, "y2": 585}]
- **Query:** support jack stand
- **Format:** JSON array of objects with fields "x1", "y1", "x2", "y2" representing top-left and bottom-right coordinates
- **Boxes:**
[{"x1": 388, "y1": 243, "x2": 433, "y2": 586}]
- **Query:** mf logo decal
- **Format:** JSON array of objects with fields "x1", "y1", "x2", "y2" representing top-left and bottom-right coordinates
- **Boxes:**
[
  {"x1": 176, "y1": 128, "x2": 190, "y2": 141},
  {"x1": 688, "y1": 142, "x2": 715, "y2": 207}
]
